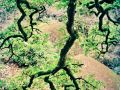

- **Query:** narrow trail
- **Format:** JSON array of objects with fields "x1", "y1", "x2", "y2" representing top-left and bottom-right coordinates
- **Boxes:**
[
  {"x1": 0, "y1": 63, "x2": 21, "y2": 80},
  {"x1": 38, "y1": 19, "x2": 120, "y2": 90},
  {"x1": 75, "y1": 54, "x2": 120, "y2": 90},
  {"x1": 0, "y1": 7, "x2": 120, "y2": 90}
]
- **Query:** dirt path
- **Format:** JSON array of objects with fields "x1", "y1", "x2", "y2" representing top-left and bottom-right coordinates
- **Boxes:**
[
  {"x1": 0, "y1": 63, "x2": 21, "y2": 80},
  {"x1": 74, "y1": 54, "x2": 120, "y2": 90},
  {"x1": 0, "y1": 9, "x2": 120, "y2": 90},
  {"x1": 38, "y1": 19, "x2": 120, "y2": 90}
]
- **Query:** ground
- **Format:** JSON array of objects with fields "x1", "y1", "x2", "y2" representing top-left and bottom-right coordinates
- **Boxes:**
[{"x1": 0, "y1": 7, "x2": 120, "y2": 90}]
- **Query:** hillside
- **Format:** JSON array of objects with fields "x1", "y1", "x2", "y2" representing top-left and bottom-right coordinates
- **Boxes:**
[{"x1": 0, "y1": 0, "x2": 120, "y2": 90}]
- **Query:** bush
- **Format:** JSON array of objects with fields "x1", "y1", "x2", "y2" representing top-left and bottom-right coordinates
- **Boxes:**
[
  {"x1": 0, "y1": 0, "x2": 16, "y2": 13},
  {"x1": 0, "y1": 24, "x2": 103, "y2": 89}
]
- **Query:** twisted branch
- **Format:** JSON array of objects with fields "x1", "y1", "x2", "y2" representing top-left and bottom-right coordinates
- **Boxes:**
[
  {"x1": 87, "y1": 0, "x2": 119, "y2": 54},
  {"x1": 44, "y1": 76, "x2": 56, "y2": 90},
  {"x1": 0, "y1": 0, "x2": 98, "y2": 90},
  {"x1": 23, "y1": 0, "x2": 81, "y2": 89},
  {"x1": 0, "y1": 0, "x2": 45, "y2": 64}
]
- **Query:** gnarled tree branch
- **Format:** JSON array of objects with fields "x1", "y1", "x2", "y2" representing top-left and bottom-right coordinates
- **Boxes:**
[{"x1": 87, "y1": 0, "x2": 119, "y2": 54}]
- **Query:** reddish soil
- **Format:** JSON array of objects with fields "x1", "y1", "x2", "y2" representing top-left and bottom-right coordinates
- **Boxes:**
[
  {"x1": 0, "y1": 64, "x2": 21, "y2": 80},
  {"x1": 38, "y1": 19, "x2": 120, "y2": 90},
  {"x1": 0, "y1": 8, "x2": 120, "y2": 90},
  {"x1": 74, "y1": 54, "x2": 120, "y2": 90}
]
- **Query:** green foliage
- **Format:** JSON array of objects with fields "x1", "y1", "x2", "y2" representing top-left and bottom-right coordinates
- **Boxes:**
[
  {"x1": 0, "y1": 23, "x2": 18, "y2": 61},
  {"x1": 0, "y1": 79, "x2": 7, "y2": 89},
  {"x1": 0, "y1": 22, "x2": 17, "y2": 36},
  {"x1": 0, "y1": 80, "x2": 3, "y2": 88},
  {"x1": 0, "y1": 25, "x2": 103, "y2": 89},
  {"x1": 80, "y1": 0, "x2": 90, "y2": 5},
  {"x1": 79, "y1": 75, "x2": 103, "y2": 90},
  {"x1": 103, "y1": 0, "x2": 120, "y2": 8},
  {"x1": 0, "y1": 0, "x2": 107, "y2": 89},
  {"x1": 55, "y1": 28, "x2": 68, "y2": 51},
  {"x1": 29, "y1": 0, "x2": 55, "y2": 6},
  {"x1": 78, "y1": 24, "x2": 103, "y2": 55},
  {"x1": 77, "y1": 21, "x2": 120, "y2": 56},
  {"x1": 0, "y1": 0, "x2": 16, "y2": 13},
  {"x1": 2, "y1": 59, "x2": 103, "y2": 90},
  {"x1": 55, "y1": 0, "x2": 68, "y2": 9},
  {"x1": 113, "y1": 0, "x2": 120, "y2": 7}
]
